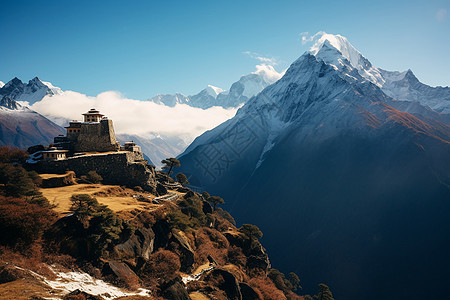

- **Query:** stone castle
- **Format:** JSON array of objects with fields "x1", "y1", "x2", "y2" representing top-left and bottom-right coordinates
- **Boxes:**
[
  {"x1": 55, "y1": 108, "x2": 120, "y2": 153},
  {"x1": 34, "y1": 109, "x2": 157, "y2": 192}
]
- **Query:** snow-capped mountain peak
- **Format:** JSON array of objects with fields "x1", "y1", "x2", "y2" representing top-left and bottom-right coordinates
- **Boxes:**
[
  {"x1": 205, "y1": 85, "x2": 224, "y2": 97},
  {"x1": 310, "y1": 32, "x2": 385, "y2": 87},
  {"x1": 0, "y1": 76, "x2": 62, "y2": 106},
  {"x1": 310, "y1": 33, "x2": 362, "y2": 68},
  {"x1": 0, "y1": 81, "x2": 5, "y2": 88}
]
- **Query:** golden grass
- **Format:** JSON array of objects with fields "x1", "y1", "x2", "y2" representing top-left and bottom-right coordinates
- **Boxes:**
[
  {"x1": 40, "y1": 183, "x2": 154, "y2": 215},
  {"x1": 39, "y1": 173, "x2": 69, "y2": 179},
  {"x1": 0, "y1": 278, "x2": 61, "y2": 300},
  {"x1": 189, "y1": 292, "x2": 210, "y2": 300},
  {"x1": 192, "y1": 262, "x2": 212, "y2": 275}
]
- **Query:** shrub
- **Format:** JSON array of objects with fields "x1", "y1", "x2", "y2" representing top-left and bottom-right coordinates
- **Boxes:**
[
  {"x1": 69, "y1": 194, "x2": 124, "y2": 259},
  {"x1": 0, "y1": 163, "x2": 50, "y2": 207},
  {"x1": 215, "y1": 207, "x2": 236, "y2": 226},
  {"x1": 248, "y1": 276, "x2": 287, "y2": 300},
  {"x1": 194, "y1": 228, "x2": 229, "y2": 266},
  {"x1": 80, "y1": 171, "x2": 103, "y2": 184},
  {"x1": 141, "y1": 249, "x2": 180, "y2": 284},
  {"x1": 239, "y1": 224, "x2": 263, "y2": 240},
  {"x1": 0, "y1": 196, "x2": 57, "y2": 250},
  {"x1": 0, "y1": 146, "x2": 28, "y2": 163},
  {"x1": 175, "y1": 173, "x2": 189, "y2": 186},
  {"x1": 228, "y1": 245, "x2": 247, "y2": 266}
]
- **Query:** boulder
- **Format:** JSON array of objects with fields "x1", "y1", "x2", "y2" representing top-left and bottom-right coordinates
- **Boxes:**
[
  {"x1": 63, "y1": 289, "x2": 103, "y2": 300},
  {"x1": 202, "y1": 201, "x2": 213, "y2": 215},
  {"x1": 115, "y1": 227, "x2": 155, "y2": 261},
  {"x1": 169, "y1": 230, "x2": 195, "y2": 273},
  {"x1": 239, "y1": 282, "x2": 262, "y2": 300},
  {"x1": 160, "y1": 277, "x2": 190, "y2": 300},
  {"x1": 156, "y1": 183, "x2": 168, "y2": 196},
  {"x1": 102, "y1": 261, "x2": 140, "y2": 289},
  {"x1": 204, "y1": 269, "x2": 242, "y2": 300},
  {"x1": 152, "y1": 219, "x2": 171, "y2": 250}
]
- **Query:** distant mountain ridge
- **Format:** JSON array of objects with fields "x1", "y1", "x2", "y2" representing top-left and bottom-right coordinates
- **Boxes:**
[
  {"x1": 148, "y1": 66, "x2": 282, "y2": 109},
  {"x1": 0, "y1": 77, "x2": 62, "y2": 105}
]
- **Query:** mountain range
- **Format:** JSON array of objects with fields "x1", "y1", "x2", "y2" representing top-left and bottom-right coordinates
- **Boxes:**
[
  {"x1": 177, "y1": 33, "x2": 450, "y2": 299},
  {"x1": 147, "y1": 65, "x2": 282, "y2": 109}
]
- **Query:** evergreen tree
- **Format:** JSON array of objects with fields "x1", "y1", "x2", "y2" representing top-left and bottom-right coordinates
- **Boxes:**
[
  {"x1": 239, "y1": 223, "x2": 263, "y2": 240},
  {"x1": 207, "y1": 195, "x2": 224, "y2": 211},
  {"x1": 161, "y1": 158, "x2": 181, "y2": 182},
  {"x1": 176, "y1": 173, "x2": 189, "y2": 186},
  {"x1": 288, "y1": 272, "x2": 301, "y2": 291}
]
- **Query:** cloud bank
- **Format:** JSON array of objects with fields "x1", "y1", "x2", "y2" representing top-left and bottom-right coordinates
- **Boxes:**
[{"x1": 31, "y1": 90, "x2": 238, "y2": 143}]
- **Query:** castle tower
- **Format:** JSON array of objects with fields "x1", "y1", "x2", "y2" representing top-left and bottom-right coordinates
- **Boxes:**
[
  {"x1": 64, "y1": 121, "x2": 82, "y2": 141},
  {"x1": 82, "y1": 108, "x2": 104, "y2": 123}
]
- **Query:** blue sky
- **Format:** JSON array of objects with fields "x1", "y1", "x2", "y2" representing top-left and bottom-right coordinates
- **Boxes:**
[{"x1": 0, "y1": 0, "x2": 449, "y2": 99}]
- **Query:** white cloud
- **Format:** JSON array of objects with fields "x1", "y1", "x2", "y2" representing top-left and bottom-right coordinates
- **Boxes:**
[
  {"x1": 437, "y1": 8, "x2": 447, "y2": 21},
  {"x1": 300, "y1": 31, "x2": 326, "y2": 45},
  {"x1": 243, "y1": 51, "x2": 278, "y2": 66},
  {"x1": 30, "y1": 90, "x2": 238, "y2": 144},
  {"x1": 252, "y1": 64, "x2": 285, "y2": 83}
]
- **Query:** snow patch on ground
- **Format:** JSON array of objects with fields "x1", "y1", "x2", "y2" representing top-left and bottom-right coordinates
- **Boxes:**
[{"x1": 44, "y1": 267, "x2": 151, "y2": 299}]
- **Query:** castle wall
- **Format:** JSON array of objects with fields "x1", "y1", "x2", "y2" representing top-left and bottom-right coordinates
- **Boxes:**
[
  {"x1": 74, "y1": 119, "x2": 119, "y2": 152},
  {"x1": 35, "y1": 151, "x2": 156, "y2": 191}
]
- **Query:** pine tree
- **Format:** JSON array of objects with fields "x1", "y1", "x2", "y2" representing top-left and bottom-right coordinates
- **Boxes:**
[{"x1": 161, "y1": 158, "x2": 181, "y2": 182}]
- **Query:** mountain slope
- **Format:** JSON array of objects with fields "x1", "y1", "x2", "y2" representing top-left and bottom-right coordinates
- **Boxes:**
[
  {"x1": 177, "y1": 34, "x2": 450, "y2": 299},
  {"x1": 0, "y1": 98, "x2": 65, "y2": 149}
]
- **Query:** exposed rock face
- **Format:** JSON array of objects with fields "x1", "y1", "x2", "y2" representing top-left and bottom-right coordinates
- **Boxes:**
[
  {"x1": 35, "y1": 152, "x2": 156, "y2": 191},
  {"x1": 160, "y1": 277, "x2": 191, "y2": 300},
  {"x1": 223, "y1": 233, "x2": 270, "y2": 273},
  {"x1": 204, "y1": 269, "x2": 242, "y2": 300},
  {"x1": 115, "y1": 227, "x2": 155, "y2": 261},
  {"x1": 41, "y1": 171, "x2": 76, "y2": 188},
  {"x1": 63, "y1": 289, "x2": 103, "y2": 300},
  {"x1": 156, "y1": 183, "x2": 168, "y2": 196},
  {"x1": 239, "y1": 282, "x2": 262, "y2": 300},
  {"x1": 169, "y1": 230, "x2": 195, "y2": 273},
  {"x1": 102, "y1": 261, "x2": 140, "y2": 289},
  {"x1": 245, "y1": 242, "x2": 270, "y2": 273}
]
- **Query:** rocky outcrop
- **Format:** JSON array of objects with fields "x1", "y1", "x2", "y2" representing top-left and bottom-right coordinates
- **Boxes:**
[
  {"x1": 204, "y1": 269, "x2": 242, "y2": 300},
  {"x1": 156, "y1": 183, "x2": 168, "y2": 196},
  {"x1": 160, "y1": 277, "x2": 191, "y2": 300},
  {"x1": 239, "y1": 282, "x2": 262, "y2": 300},
  {"x1": 169, "y1": 230, "x2": 195, "y2": 273},
  {"x1": 63, "y1": 289, "x2": 103, "y2": 300},
  {"x1": 102, "y1": 261, "x2": 140, "y2": 289},
  {"x1": 115, "y1": 227, "x2": 155, "y2": 261},
  {"x1": 245, "y1": 242, "x2": 270, "y2": 273},
  {"x1": 223, "y1": 233, "x2": 270, "y2": 273}
]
